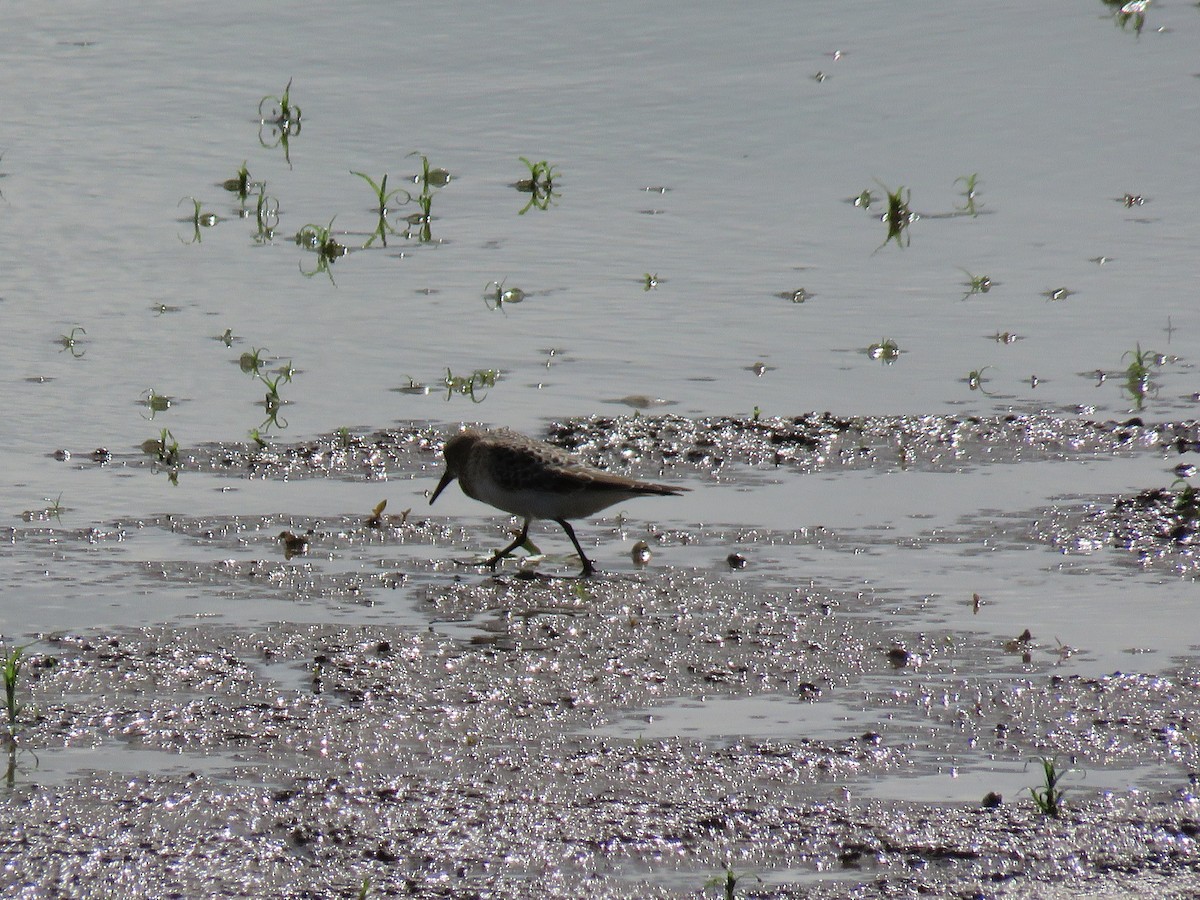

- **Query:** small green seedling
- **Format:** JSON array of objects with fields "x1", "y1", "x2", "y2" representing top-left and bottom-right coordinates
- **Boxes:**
[
  {"x1": 959, "y1": 268, "x2": 994, "y2": 299},
  {"x1": 141, "y1": 388, "x2": 173, "y2": 419},
  {"x1": 259, "y1": 77, "x2": 302, "y2": 127},
  {"x1": 402, "y1": 192, "x2": 435, "y2": 242},
  {"x1": 1120, "y1": 343, "x2": 1163, "y2": 410},
  {"x1": 954, "y1": 172, "x2": 982, "y2": 216},
  {"x1": 58, "y1": 325, "x2": 87, "y2": 358},
  {"x1": 296, "y1": 218, "x2": 346, "y2": 279},
  {"x1": 239, "y1": 347, "x2": 268, "y2": 375},
  {"x1": 444, "y1": 368, "x2": 498, "y2": 403},
  {"x1": 874, "y1": 180, "x2": 915, "y2": 249},
  {"x1": 868, "y1": 338, "x2": 901, "y2": 362},
  {"x1": 2, "y1": 644, "x2": 26, "y2": 731},
  {"x1": 45, "y1": 493, "x2": 65, "y2": 523},
  {"x1": 222, "y1": 161, "x2": 252, "y2": 198},
  {"x1": 704, "y1": 863, "x2": 761, "y2": 899},
  {"x1": 178, "y1": 196, "x2": 218, "y2": 243},
  {"x1": 258, "y1": 79, "x2": 302, "y2": 165},
  {"x1": 967, "y1": 366, "x2": 993, "y2": 394},
  {"x1": 251, "y1": 187, "x2": 280, "y2": 243},
  {"x1": 515, "y1": 157, "x2": 560, "y2": 213},
  {"x1": 408, "y1": 152, "x2": 452, "y2": 190},
  {"x1": 351, "y1": 171, "x2": 412, "y2": 215},
  {"x1": 484, "y1": 280, "x2": 526, "y2": 311},
  {"x1": 1028, "y1": 755, "x2": 1079, "y2": 818}
]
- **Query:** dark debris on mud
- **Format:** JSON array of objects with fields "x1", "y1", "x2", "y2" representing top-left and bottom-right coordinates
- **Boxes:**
[
  {"x1": 73, "y1": 412, "x2": 1200, "y2": 483},
  {"x1": 1034, "y1": 485, "x2": 1200, "y2": 576}
]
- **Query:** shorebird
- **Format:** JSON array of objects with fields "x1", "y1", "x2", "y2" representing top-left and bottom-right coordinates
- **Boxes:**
[{"x1": 429, "y1": 428, "x2": 688, "y2": 576}]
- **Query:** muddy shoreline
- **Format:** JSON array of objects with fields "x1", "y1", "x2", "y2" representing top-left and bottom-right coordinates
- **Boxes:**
[{"x1": 3, "y1": 413, "x2": 1199, "y2": 897}]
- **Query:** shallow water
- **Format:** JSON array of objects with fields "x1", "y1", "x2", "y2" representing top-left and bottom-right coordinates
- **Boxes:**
[{"x1": 3, "y1": 2, "x2": 1200, "y2": 896}]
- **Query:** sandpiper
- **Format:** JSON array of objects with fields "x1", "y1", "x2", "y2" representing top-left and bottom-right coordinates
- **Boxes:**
[{"x1": 429, "y1": 428, "x2": 688, "y2": 576}]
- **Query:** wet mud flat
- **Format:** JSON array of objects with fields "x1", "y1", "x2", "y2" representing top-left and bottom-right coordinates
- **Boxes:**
[{"x1": 3, "y1": 413, "x2": 1200, "y2": 898}]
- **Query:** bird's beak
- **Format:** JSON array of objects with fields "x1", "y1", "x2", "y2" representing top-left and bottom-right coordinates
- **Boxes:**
[{"x1": 429, "y1": 469, "x2": 456, "y2": 505}]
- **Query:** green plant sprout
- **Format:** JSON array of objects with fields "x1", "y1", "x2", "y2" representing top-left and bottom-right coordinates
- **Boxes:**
[
  {"x1": 2, "y1": 644, "x2": 26, "y2": 732},
  {"x1": 1028, "y1": 755, "x2": 1080, "y2": 818},
  {"x1": 875, "y1": 180, "x2": 915, "y2": 249},
  {"x1": 351, "y1": 171, "x2": 412, "y2": 215},
  {"x1": 954, "y1": 172, "x2": 982, "y2": 216},
  {"x1": 408, "y1": 152, "x2": 452, "y2": 190},
  {"x1": 484, "y1": 280, "x2": 526, "y2": 311},
  {"x1": 58, "y1": 325, "x2": 87, "y2": 358},
  {"x1": 258, "y1": 77, "x2": 302, "y2": 127},
  {"x1": 251, "y1": 187, "x2": 280, "y2": 244},
  {"x1": 1121, "y1": 343, "x2": 1160, "y2": 409},
  {"x1": 515, "y1": 157, "x2": 560, "y2": 213},
  {"x1": 142, "y1": 428, "x2": 181, "y2": 485},
  {"x1": 258, "y1": 78, "x2": 302, "y2": 165},
  {"x1": 239, "y1": 347, "x2": 269, "y2": 375},
  {"x1": 140, "y1": 388, "x2": 173, "y2": 420},
  {"x1": 443, "y1": 368, "x2": 498, "y2": 403},
  {"x1": 296, "y1": 218, "x2": 346, "y2": 280},
  {"x1": 868, "y1": 338, "x2": 901, "y2": 362},
  {"x1": 959, "y1": 268, "x2": 994, "y2": 299},
  {"x1": 704, "y1": 863, "x2": 761, "y2": 899},
  {"x1": 966, "y1": 366, "x2": 994, "y2": 395},
  {"x1": 255, "y1": 361, "x2": 295, "y2": 433},
  {"x1": 178, "y1": 196, "x2": 219, "y2": 243},
  {"x1": 45, "y1": 493, "x2": 65, "y2": 523},
  {"x1": 221, "y1": 161, "x2": 252, "y2": 199},
  {"x1": 396, "y1": 191, "x2": 434, "y2": 243}
]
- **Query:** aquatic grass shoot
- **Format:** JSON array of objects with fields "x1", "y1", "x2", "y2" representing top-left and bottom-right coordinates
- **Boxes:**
[
  {"x1": 259, "y1": 77, "x2": 302, "y2": 127},
  {"x1": 296, "y1": 218, "x2": 346, "y2": 280},
  {"x1": 867, "y1": 338, "x2": 901, "y2": 363},
  {"x1": 251, "y1": 186, "x2": 280, "y2": 244},
  {"x1": 140, "y1": 388, "x2": 173, "y2": 420},
  {"x1": 954, "y1": 172, "x2": 982, "y2": 216},
  {"x1": 515, "y1": 156, "x2": 560, "y2": 213},
  {"x1": 874, "y1": 180, "x2": 915, "y2": 249},
  {"x1": 484, "y1": 280, "x2": 526, "y2": 311},
  {"x1": 408, "y1": 152, "x2": 452, "y2": 191},
  {"x1": 1121, "y1": 343, "x2": 1160, "y2": 409},
  {"x1": 705, "y1": 863, "x2": 760, "y2": 899},
  {"x1": 58, "y1": 325, "x2": 86, "y2": 358},
  {"x1": 959, "y1": 269, "x2": 994, "y2": 299},
  {"x1": 444, "y1": 368, "x2": 498, "y2": 403},
  {"x1": 1027, "y1": 755, "x2": 1079, "y2": 818},
  {"x1": 351, "y1": 171, "x2": 412, "y2": 215},
  {"x1": 2, "y1": 644, "x2": 26, "y2": 733},
  {"x1": 143, "y1": 428, "x2": 182, "y2": 484},
  {"x1": 221, "y1": 161, "x2": 253, "y2": 199},
  {"x1": 258, "y1": 78, "x2": 302, "y2": 165},
  {"x1": 966, "y1": 366, "x2": 993, "y2": 394},
  {"x1": 178, "y1": 196, "x2": 219, "y2": 243}
]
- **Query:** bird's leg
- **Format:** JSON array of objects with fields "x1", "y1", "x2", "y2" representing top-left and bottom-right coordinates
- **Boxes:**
[
  {"x1": 556, "y1": 519, "x2": 597, "y2": 577},
  {"x1": 486, "y1": 518, "x2": 532, "y2": 570}
]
